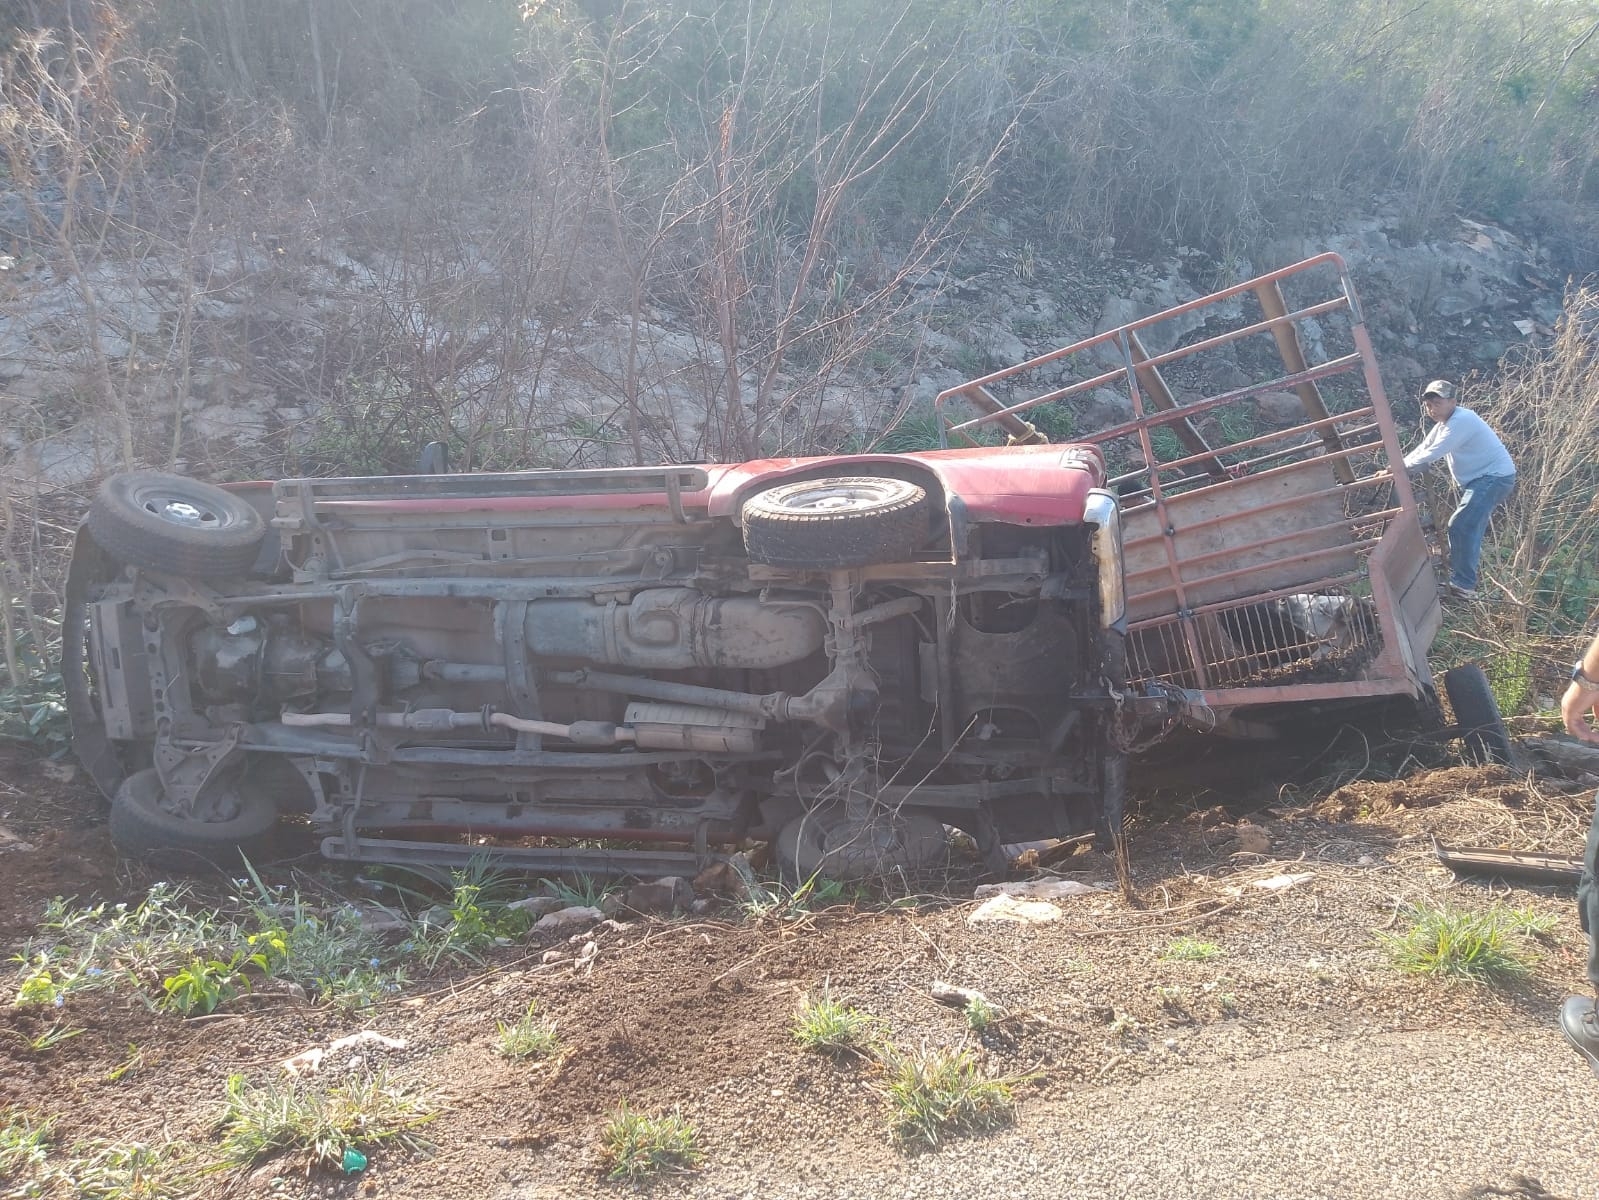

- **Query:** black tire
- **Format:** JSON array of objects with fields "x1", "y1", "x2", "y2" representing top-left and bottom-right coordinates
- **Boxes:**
[
  {"x1": 742, "y1": 476, "x2": 931, "y2": 568},
  {"x1": 108, "y1": 767, "x2": 279, "y2": 867},
  {"x1": 1444, "y1": 663, "x2": 1516, "y2": 766},
  {"x1": 776, "y1": 806, "x2": 948, "y2": 882},
  {"x1": 88, "y1": 471, "x2": 266, "y2": 578}
]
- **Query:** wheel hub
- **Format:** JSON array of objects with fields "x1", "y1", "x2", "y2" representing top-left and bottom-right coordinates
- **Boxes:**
[{"x1": 146, "y1": 497, "x2": 218, "y2": 526}]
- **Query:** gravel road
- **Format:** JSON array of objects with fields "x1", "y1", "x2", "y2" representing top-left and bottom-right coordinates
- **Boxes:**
[{"x1": 547, "y1": 1026, "x2": 1596, "y2": 1200}]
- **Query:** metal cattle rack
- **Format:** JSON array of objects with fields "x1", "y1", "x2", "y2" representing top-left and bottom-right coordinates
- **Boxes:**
[{"x1": 935, "y1": 253, "x2": 1443, "y2": 732}]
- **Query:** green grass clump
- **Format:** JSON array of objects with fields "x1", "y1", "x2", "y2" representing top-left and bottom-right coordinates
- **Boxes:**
[
  {"x1": 791, "y1": 989, "x2": 878, "y2": 1055},
  {"x1": 878, "y1": 1044, "x2": 1018, "y2": 1149},
  {"x1": 1161, "y1": 937, "x2": 1223, "y2": 963},
  {"x1": 0, "y1": 1109, "x2": 52, "y2": 1181},
  {"x1": 1378, "y1": 903, "x2": 1554, "y2": 985},
  {"x1": 598, "y1": 1104, "x2": 701, "y2": 1181},
  {"x1": 217, "y1": 1070, "x2": 437, "y2": 1171},
  {"x1": 496, "y1": 1002, "x2": 560, "y2": 1060}
]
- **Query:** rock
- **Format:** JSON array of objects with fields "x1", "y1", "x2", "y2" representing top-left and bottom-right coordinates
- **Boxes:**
[
  {"x1": 618, "y1": 877, "x2": 691, "y2": 915},
  {"x1": 689, "y1": 897, "x2": 716, "y2": 916},
  {"x1": 967, "y1": 895, "x2": 1063, "y2": 926},
  {"x1": 356, "y1": 905, "x2": 410, "y2": 938},
  {"x1": 929, "y1": 980, "x2": 994, "y2": 1009},
  {"x1": 1254, "y1": 390, "x2": 1306, "y2": 426},
  {"x1": 972, "y1": 879, "x2": 1101, "y2": 901},
  {"x1": 532, "y1": 905, "x2": 603, "y2": 934},
  {"x1": 540, "y1": 949, "x2": 567, "y2": 964},
  {"x1": 692, "y1": 860, "x2": 747, "y2": 899},
  {"x1": 505, "y1": 895, "x2": 567, "y2": 918},
  {"x1": 1234, "y1": 821, "x2": 1272, "y2": 855},
  {"x1": 1080, "y1": 387, "x2": 1134, "y2": 430}
]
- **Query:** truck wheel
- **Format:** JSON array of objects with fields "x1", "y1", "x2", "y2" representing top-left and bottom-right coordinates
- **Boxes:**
[
  {"x1": 1443, "y1": 664, "x2": 1516, "y2": 766},
  {"x1": 742, "y1": 476, "x2": 930, "y2": 568},
  {"x1": 108, "y1": 767, "x2": 279, "y2": 867},
  {"x1": 776, "y1": 806, "x2": 947, "y2": 882},
  {"x1": 88, "y1": 471, "x2": 266, "y2": 578}
]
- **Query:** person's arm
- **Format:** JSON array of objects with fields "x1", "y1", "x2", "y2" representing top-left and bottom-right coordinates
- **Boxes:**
[
  {"x1": 1403, "y1": 419, "x2": 1466, "y2": 473},
  {"x1": 1562, "y1": 630, "x2": 1599, "y2": 745}
]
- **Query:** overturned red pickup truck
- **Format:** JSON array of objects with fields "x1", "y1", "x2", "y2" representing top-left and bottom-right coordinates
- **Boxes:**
[
  {"x1": 64, "y1": 254, "x2": 1485, "y2": 879},
  {"x1": 65, "y1": 443, "x2": 1129, "y2": 880}
]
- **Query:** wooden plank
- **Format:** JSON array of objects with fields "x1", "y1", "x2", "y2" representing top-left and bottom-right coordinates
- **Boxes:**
[{"x1": 1126, "y1": 331, "x2": 1227, "y2": 477}]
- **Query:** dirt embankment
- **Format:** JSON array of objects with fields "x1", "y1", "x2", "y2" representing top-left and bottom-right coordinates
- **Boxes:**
[{"x1": 1, "y1": 747, "x2": 1596, "y2": 1200}]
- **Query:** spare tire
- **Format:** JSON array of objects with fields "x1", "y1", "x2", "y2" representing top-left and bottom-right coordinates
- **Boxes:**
[
  {"x1": 742, "y1": 476, "x2": 931, "y2": 568},
  {"x1": 1444, "y1": 663, "x2": 1516, "y2": 766},
  {"x1": 88, "y1": 471, "x2": 266, "y2": 578}
]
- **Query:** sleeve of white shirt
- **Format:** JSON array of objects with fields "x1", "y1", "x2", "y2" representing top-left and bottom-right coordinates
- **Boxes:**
[{"x1": 1403, "y1": 422, "x2": 1458, "y2": 472}]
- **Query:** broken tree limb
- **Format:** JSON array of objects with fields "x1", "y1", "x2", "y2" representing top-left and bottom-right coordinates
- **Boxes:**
[{"x1": 1523, "y1": 736, "x2": 1599, "y2": 778}]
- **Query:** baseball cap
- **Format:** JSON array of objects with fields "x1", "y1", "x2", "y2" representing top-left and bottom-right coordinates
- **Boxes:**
[{"x1": 1422, "y1": 379, "x2": 1455, "y2": 400}]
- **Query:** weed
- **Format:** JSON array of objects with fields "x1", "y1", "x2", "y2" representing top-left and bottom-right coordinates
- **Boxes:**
[
  {"x1": 160, "y1": 952, "x2": 259, "y2": 1015},
  {"x1": 1107, "y1": 1009, "x2": 1141, "y2": 1040},
  {"x1": 413, "y1": 872, "x2": 535, "y2": 968},
  {"x1": 792, "y1": 988, "x2": 878, "y2": 1055},
  {"x1": 877, "y1": 1043, "x2": 1019, "y2": 1149},
  {"x1": 1161, "y1": 937, "x2": 1223, "y2": 962},
  {"x1": 598, "y1": 1104, "x2": 701, "y2": 1181},
  {"x1": 23, "y1": 1023, "x2": 83, "y2": 1053},
  {"x1": 1378, "y1": 903, "x2": 1551, "y2": 985},
  {"x1": 105, "y1": 1044, "x2": 143, "y2": 1083},
  {"x1": 963, "y1": 996, "x2": 998, "y2": 1032},
  {"x1": 496, "y1": 1002, "x2": 560, "y2": 1060},
  {"x1": 66, "y1": 1138, "x2": 209, "y2": 1199},
  {"x1": 217, "y1": 1070, "x2": 437, "y2": 1171},
  {"x1": 539, "y1": 873, "x2": 612, "y2": 910},
  {"x1": 0, "y1": 1110, "x2": 52, "y2": 1180}
]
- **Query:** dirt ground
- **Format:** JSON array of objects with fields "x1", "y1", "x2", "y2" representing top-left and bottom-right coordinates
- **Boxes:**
[{"x1": 2, "y1": 742, "x2": 1597, "y2": 1200}]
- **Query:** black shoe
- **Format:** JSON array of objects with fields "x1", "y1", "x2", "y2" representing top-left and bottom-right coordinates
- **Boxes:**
[{"x1": 1559, "y1": 995, "x2": 1599, "y2": 1079}]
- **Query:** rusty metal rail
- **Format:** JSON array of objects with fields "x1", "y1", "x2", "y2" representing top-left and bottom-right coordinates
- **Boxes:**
[{"x1": 935, "y1": 253, "x2": 1442, "y2": 723}]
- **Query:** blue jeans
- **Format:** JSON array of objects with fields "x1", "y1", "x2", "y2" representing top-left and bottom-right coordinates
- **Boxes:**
[{"x1": 1447, "y1": 472, "x2": 1515, "y2": 590}]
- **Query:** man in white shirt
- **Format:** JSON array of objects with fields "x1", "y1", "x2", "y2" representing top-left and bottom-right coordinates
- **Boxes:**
[{"x1": 1401, "y1": 379, "x2": 1516, "y2": 600}]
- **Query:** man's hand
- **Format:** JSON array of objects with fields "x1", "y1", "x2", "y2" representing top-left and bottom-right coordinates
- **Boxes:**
[{"x1": 1562, "y1": 681, "x2": 1599, "y2": 745}]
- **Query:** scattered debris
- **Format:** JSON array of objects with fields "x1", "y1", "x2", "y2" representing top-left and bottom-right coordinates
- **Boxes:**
[
  {"x1": 1432, "y1": 838, "x2": 1582, "y2": 885},
  {"x1": 540, "y1": 949, "x2": 567, "y2": 965},
  {"x1": 973, "y1": 878, "x2": 1101, "y2": 901},
  {"x1": 967, "y1": 895, "x2": 1063, "y2": 926},
  {"x1": 281, "y1": 1031, "x2": 408, "y2": 1076},
  {"x1": 1252, "y1": 872, "x2": 1314, "y2": 892}
]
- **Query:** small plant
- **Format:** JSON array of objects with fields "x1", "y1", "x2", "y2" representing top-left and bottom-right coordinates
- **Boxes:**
[
  {"x1": 105, "y1": 1044, "x2": 143, "y2": 1083},
  {"x1": 964, "y1": 996, "x2": 998, "y2": 1032},
  {"x1": 23, "y1": 1023, "x2": 83, "y2": 1053},
  {"x1": 791, "y1": 989, "x2": 878, "y2": 1055},
  {"x1": 217, "y1": 1070, "x2": 437, "y2": 1171},
  {"x1": 0, "y1": 1109, "x2": 52, "y2": 1180},
  {"x1": 496, "y1": 1002, "x2": 560, "y2": 1060},
  {"x1": 1161, "y1": 937, "x2": 1223, "y2": 962},
  {"x1": 1378, "y1": 902, "x2": 1553, "y2": 985},
  {"x1": 539, "y1": 874, "x2": 612, "y2": 910},
  {"x1": 878, "y1": 1043, "x2": 1019, "y2": 1149},
  {"x1": 160, "y1": 952, "x2": 259, "y2": 1015},
  {"x1": 65, "y1": 1138, "x2": 204, "y2": 1199},
  {"x1": 1107, "y1": 1009, "x2": 1141, "y2": 1041},
  {"x1": 598, "y1": 1104, "x2": 701, "y2": 1181}
]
